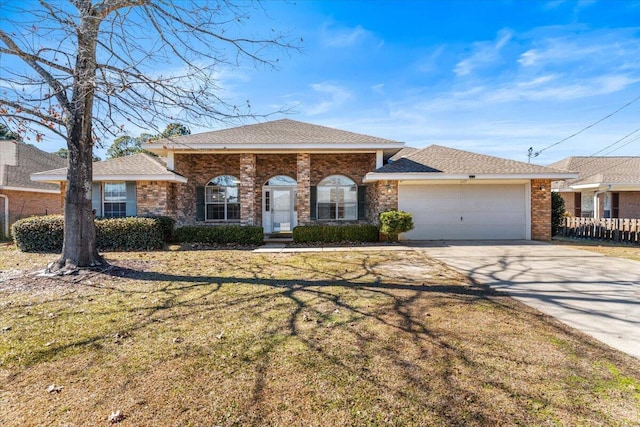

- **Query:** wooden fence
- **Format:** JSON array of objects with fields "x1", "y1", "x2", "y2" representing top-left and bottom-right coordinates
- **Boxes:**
[{"x1": 558, "y1": 217, "x2": 639, "y2": 245}]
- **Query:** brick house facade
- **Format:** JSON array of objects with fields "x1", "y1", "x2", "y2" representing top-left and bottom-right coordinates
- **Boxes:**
[{"x1": 33, "y1": 119, "x2": 575, "y2": 241}]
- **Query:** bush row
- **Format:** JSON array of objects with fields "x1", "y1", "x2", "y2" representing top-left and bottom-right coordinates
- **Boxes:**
[
  {"x1": 174, "y1": 225, "x2": 264, "y2": 245},
  {"x1": 12, "y1": 215, "x2": 168, "y2": 252},
  {"x1": 292, "y1": 224, "x2": 379, "y2": 243}
]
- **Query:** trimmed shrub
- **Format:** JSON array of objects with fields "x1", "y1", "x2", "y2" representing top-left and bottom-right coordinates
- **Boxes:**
[
  {"x1": 552, "y1": 192, "x2": 565, "y2": 236},
  {"x1": 96, "y1": 217, "x2": 164, "y2": 251},
  {"x1": 379, "y1": 210, "x2": 414, "y2": 242},
  {"x1": 12, "y1": 215, "x2": 165, "y2": 252},
  {"x1": 292, "y1": 224, "x2": 379, "y2": 243},
  {"x1": 175, "y1": 225, "x2": 264, "y2": 245},
  {"x1": 145, "y1": 215, "x2": 176, "y2": 242},
  {"x1": 12, "y1": 215, "x2": 64, "y2": 253}
]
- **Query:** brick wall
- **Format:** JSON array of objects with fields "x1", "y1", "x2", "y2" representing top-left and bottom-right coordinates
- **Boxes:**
[
  {"x1": 296, "y1": 154, "x2": 311, "y2": 224},
  {"x1": 172, "y1": 153, "x2": 241, "y2": 226},
  {"x1": 0, "y1": 189, "x2": 63, "y2": 237},
  {"x1": 367, "y1": 180, "x2": 398, "y2": 223},
  {"x1": 137, "y1": 181, "x2": 170, "y2": 217},
  {"x1": 558, "y1": 192, "x2": 574, "y2": 216},
  {"x1": 240, "y1": 154, "x2": 257, "y2": 225},
  {"x1": 167, "y1": 152, "x2": 378, "y2": 227},
  {"x1": 531, "y1": 179, "x2": 551, "y2": 241},
  {"x1": 619, "y1": 192, "x2": 640, "y2": 218},
  {"x1": 310, "y1": 153, "x2": 376, "y2": 185}
]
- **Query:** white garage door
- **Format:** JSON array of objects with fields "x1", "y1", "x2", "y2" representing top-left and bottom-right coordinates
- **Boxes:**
[{"x1": 398, "y1": 183, "x2": 528, "y2": 240}]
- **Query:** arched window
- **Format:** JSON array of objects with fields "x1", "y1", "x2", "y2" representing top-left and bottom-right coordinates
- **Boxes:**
[
  {"x1": 205, "y1": 175, "x2": 240, "y2": 221},
  {"x1": 317, "y1": 175, "x2": 357, "y2": 220}
]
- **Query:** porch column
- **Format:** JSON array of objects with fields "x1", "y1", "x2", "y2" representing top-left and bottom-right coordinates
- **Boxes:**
[
  {"x1": 531, "y1": 178, "x2": 551, "y2": 241},
  {"x1": 240, "y1": 153, "x2": 256, "y2": 225},
  {"x1": 297, "y1": 153, "x2": 311, "y2": 224}
]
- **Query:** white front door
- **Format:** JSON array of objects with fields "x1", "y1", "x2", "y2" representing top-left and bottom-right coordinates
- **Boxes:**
[{"x1": 263, "y1": 187, "x2": 297, "y2": 233}]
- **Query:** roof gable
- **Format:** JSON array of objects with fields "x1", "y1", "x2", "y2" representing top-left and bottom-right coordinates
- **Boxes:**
[
  {"x1": 374, "y1": 145, "x2": 568, "y2": 175},
  {"x1": 31, "y1": 153, "x2": 187, "y2": 183},
  {"x1": 548, "y1": 156, "x2": 640, "y2": 186},
  {"x1": 146, "y1": 118, "x2": 403, "y2": 152}
]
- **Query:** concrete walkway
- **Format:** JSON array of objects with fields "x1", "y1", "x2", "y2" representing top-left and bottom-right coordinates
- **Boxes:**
[{"x1": 408, "y1": 241, "x2": 640, "y2": 359}]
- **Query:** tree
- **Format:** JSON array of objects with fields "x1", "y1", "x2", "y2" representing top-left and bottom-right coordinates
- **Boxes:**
[
  {"x1": 551, "y1": 192, "x2": 566, "y2": 236},
  {"x1": 0, "y1": 123, "x2": 20, "y2": 141},
  {"x1": 1, "y1": 1, "x2": 295, "y2": 272},
  {"x1": 106, "y1": 123, "x2": 189, "y2": 159},
  {"x1": 54, "y1": 147, "x2": 101, "y2": 162}
]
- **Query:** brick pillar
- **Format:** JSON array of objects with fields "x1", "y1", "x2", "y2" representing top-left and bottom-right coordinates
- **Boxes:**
[
  {"x1": 240, "y1": 154, "x2": 256, "y2": 225},
  {"x1": 531, "y1": 179, "x2": 551, "y2": 241},
  {"x1": 297, "y1": 153, "x2": 311, "y2": 224}
]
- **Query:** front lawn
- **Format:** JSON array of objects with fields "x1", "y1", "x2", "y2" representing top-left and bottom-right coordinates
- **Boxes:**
[{"x1": 0, "y1": 247, "x2": 638, "y2": 426}]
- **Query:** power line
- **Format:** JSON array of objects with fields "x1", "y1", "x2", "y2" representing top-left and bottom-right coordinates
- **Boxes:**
[{"x1": 529, "y1": 93, "x2": 640, "y2": 160}]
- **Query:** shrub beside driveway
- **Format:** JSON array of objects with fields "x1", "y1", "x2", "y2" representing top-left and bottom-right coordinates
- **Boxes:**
[{"x1": 0, "y1": 247, "x2": 638, "y2": 426}]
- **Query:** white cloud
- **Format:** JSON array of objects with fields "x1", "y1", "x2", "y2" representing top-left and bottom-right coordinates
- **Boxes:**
[
  {"x1": 454, "y1": 28, "x2": 513, "y2": 76},
  {"x1": 320, "y1": 23, "x2": 373, "y2": 48},
  {"x1": 304, "y1": 82, "x2": 352, "y2": 115}
]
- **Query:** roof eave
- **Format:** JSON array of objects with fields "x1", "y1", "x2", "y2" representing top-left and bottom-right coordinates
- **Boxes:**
[
  {"x1": 363, "y1": 172, "x2": 579, "y2": 183},
  {"x1": 145, "y1": 142, "x2": 405, "y2": 153},
  {"x1": 31, "y1": 174, "x2": 188, "y2": 184},
  {"x1": 0, "y1": 185, "x2": 61, "y2": 194}
]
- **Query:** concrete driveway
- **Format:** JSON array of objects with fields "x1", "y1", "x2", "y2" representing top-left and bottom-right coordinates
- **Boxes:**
[{"x1": 407, "y1": 241, "x2": 640, "y2": 359}]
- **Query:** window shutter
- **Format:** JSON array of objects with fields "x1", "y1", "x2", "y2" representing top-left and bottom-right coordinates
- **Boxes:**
[
  {"x1": 196, "y1": 186, "x2": 205, "y2": 221},
  {"x1": 91, "y1": 182, "x2": 102, "y2": 217},
  {"x1": 357, "y1": 186, "x2": 367, "y2": 220},
  {"x1": 310, "y1": 186, "x2": 317, "y2": 220},
  {"x1": 125, "y1": 182, "x2": 137, "y2": 216},
  {"x1": 574, "y1": 193, "x2": 581, "y2": 217}
]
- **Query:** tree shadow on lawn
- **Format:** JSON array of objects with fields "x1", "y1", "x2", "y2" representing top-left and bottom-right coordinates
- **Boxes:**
[{"x1": 3, "y1": 254, "x2": 639, "y2": 426}]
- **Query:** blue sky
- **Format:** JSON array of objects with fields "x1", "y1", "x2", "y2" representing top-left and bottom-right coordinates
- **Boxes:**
[{"x1": 3, "y1": 0, "x2": 640, "y2": 164}]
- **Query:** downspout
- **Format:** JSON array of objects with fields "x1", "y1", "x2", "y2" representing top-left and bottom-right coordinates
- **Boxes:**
[
  {"x1": 592, "y1": 185, "x2": 611, "y2": 220},
  {"x1": 0, "y1": 194, "x2": 8, "y2": 238}
]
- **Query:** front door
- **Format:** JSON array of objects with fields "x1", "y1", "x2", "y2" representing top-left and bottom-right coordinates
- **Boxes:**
[
  {"x1": 263, "y1": 187, "x2": 297, "y2": 233},
  {"x1": 271, "y1": 188, "x2": 293, "y2": 233}
]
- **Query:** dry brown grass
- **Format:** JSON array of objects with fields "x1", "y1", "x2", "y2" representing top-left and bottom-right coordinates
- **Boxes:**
[
  {"x1": 1, "y1": 246, "x2": 639, "y2": 426},
  {"x1": 552, "y1": 238, "x2": 640, "y2": 261}
]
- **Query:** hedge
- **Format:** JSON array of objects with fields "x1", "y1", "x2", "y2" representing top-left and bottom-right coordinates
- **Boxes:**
[
  {"x1": 175, "y1": 225, "x2": 264, "y2": 245},
  {"x1": 12, "y1": 215, "x2": 166, "y2": 252},
  {"x1": 292, "y1": 224, "x2": 379, "y2": 243}
]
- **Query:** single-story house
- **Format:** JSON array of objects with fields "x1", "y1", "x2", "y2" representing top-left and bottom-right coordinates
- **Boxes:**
[
  {"x1": 32, "y1": 119, "x2": 576, "y2": 240},
  {"x1": 549, "y1": 156, "x2": 640, "y2": 219},
  {"x1": 0, "y1": 139, "x2": 66, "y2": 238}
]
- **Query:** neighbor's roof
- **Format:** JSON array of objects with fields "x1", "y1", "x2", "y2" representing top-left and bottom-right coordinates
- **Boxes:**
[
  {"x1": 549, "y1": 156, "x2": 640, "y2": 190},
  {"x1": 31, "y1": 153, "x2": 187, "y2": 183},
  {"x1": 0, "y1": 140, "x2": 66, "y2": 193},
  {"x1": 365, "y1": 145, "x2": 577, "y2": 182},
  {"x1": 145, "y1": 118, "x2": 404, "y2": 154}
]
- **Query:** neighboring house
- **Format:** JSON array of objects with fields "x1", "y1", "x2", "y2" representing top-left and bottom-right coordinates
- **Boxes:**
[
  {"x1": 549, "y1": 157, "x2": 640, "y2": 219},
  {"x1": 32, "y1": 119, "x2": 575, "y2": 241},
  {"x1": 0, "y1": 139, "x2": 67, "y2": 238}
]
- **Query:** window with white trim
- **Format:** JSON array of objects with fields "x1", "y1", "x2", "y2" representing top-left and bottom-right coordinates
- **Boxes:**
[
  {"x1": 205, "y1": 175, "x2": 240, "y2": 221},
  {"x1": 317, "y1": 175, "x2": 357, "y2": 220},
  {"x1": 103, "y1": 182, "x2": 127, "y2": 218}
]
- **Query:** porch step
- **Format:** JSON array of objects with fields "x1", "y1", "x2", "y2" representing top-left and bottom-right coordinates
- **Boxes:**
[{"x1": 263, "y1": 236, "x2": 293, "y2": 243}]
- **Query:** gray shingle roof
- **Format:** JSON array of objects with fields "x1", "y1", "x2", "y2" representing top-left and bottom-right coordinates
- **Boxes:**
[
  {"x1": 374, "y1": 145, "x2": 567, "y2": 175},
  {"x1": 0, "y1": 140, "x2": 66, "y2": 192},
  {"x1": 548, "y1": 156, "x2": 640, "y2": 189},
  {"x1": 149, "y1": 118, "x2": 402, "y2": 147},
  {"x1": 32, "y1": 153, "x2": 186, "y2": 182}
]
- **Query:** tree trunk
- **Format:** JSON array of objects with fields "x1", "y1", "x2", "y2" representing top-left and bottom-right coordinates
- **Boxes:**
[{"x1": 48, "y1": 11, "x2": 105, "y2": 272}]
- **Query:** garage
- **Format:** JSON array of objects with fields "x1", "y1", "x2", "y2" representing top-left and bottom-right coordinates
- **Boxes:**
[{"x1": 398, "y1": 182, "x2": 529, "y2": 240}]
